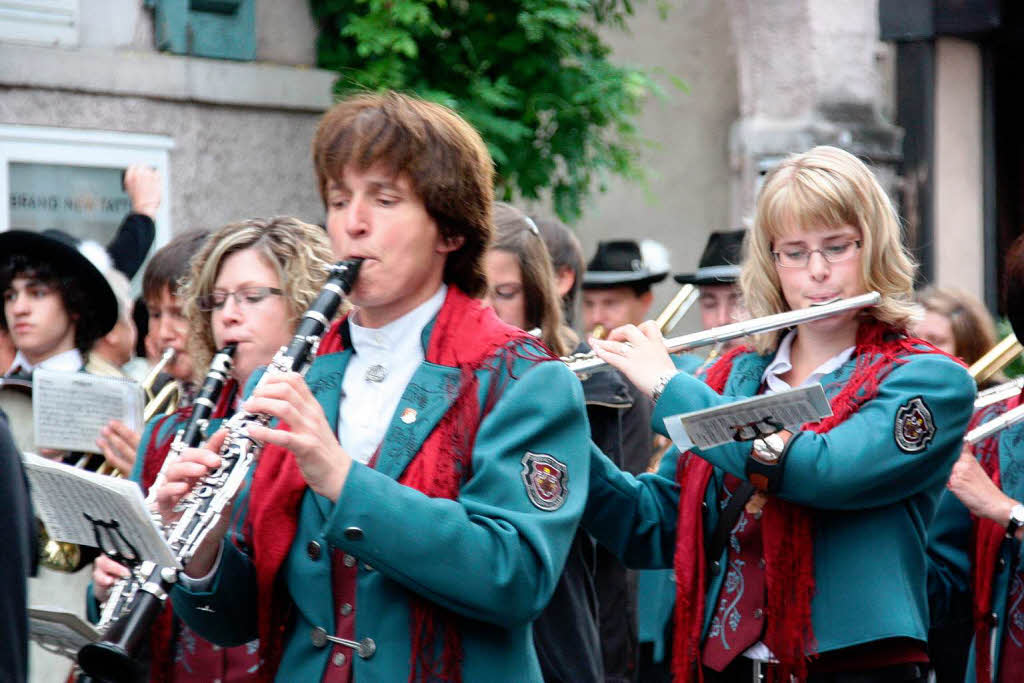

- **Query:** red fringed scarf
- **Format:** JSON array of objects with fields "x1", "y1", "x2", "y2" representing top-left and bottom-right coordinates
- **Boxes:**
[
  {"x1": 969, "y1": 394, "x2": 1022, "y2": 683},
  {"x1": 246, "y1": 287, "x2": 552, "y2": 682},
  {"x1": 141, "y1": 379, "x2": 239, "y2": 683},
  {"x1": 672, "y1": 320, "x2": 954, "y2": 682}
]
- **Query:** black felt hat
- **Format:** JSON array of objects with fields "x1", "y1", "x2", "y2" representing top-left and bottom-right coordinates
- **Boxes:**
[
  {"x1": 582, "y1": 240, "x2": 670, "y2": 289},
  {"x1": 674, "y1": 229, "x2": 746, "y2": 286},
  {"x1": 0, "y1": 229, "x2": 118, "y2": 337}
]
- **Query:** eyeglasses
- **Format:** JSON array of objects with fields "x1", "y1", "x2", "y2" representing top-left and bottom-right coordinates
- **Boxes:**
[
  {"x1": 196, "y1": 286, "x2": 283, "y2": 312},
  {"x1": 772, "y1": 240, "x2": 862, "y2": 268}
]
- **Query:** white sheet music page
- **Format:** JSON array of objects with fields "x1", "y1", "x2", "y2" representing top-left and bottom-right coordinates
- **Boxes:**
[
  {"x1": 663, "y1": 384, "x2": 833, "y2": 451},
  {"x1": 32, "y1": 368, "x2": 145, "y2": 454},
  {"x1": 22, "y1": 453, "x2": 180, "y2": 569},
  {"x1": 28, "y1": 607, "x2": 100, "y2": 656}
]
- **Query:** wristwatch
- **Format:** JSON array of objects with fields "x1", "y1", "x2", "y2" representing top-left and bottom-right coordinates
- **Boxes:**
[
  {"x1": 651, "y1": 371, "x2": 678, "y2": 404},
  {"x1": 746, "y1": 431, "x2": 790, "y2": 493},
  {"x1": 1006, "y1": 503, "x2": 1024, "y2": 539}
]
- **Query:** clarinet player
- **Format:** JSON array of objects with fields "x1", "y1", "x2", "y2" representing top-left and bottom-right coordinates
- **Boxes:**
[
  {"x1": 89, "y1": 218, "x2": 336, "y2": 682},
  {"x1": 158, "y1": 92, "x2": 591, "y2": 682}
]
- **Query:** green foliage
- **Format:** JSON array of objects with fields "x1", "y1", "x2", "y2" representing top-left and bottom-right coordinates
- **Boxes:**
[{"x1": 310, "y1": 0, "x2": 677, "y2": 222}]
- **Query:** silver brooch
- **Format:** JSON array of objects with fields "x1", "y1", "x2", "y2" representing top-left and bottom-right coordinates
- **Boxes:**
[{"x1": 364, "y1": 364, "x2": 388, "y2": 383}]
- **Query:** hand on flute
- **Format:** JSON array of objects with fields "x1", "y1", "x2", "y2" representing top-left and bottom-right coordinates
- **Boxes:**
[{"x1": 590, "y1": 320, "x2": 678, "y2": 399}]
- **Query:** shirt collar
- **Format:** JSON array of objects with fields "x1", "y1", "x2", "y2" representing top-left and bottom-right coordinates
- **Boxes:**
[
  {"x1": 762, "y1": 329, "x2": 855, "y2": 391},
  {"x1": 7, "y1": 347, "x2": 83, "y2": 375},
  {"x1": 348, "y1": 284, "x2": 447, "y2": 355}
]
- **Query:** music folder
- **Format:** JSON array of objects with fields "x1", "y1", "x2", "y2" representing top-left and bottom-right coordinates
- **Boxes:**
[
  {"x1": 663, "y1": 383, "x2": 833, "y2": 451},
  {"x1": 28, "y1": 607, "x2": 100, "y2": 660},
  {"x1": 22, "y1": 452, "x2": 181, "y2": 569},
  {"x1": 32, "y1": 368, "x2": 145, "y2": 454}
]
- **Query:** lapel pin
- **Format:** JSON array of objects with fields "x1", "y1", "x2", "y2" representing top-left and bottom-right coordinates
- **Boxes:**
[{"x1": 400, "y1": 407, "x2": 417, "y2": 424}]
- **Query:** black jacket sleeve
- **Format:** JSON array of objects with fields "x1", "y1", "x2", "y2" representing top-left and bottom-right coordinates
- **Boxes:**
[
  {"x1": 0, "y1": 411, "x2": 35, "y2": 683},
  {"x1": 107, "y1": 213, "x2": 156, "y2": 278}
]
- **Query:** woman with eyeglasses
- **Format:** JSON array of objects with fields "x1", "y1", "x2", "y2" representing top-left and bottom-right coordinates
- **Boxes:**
[
  {"x1": 581, "y1": 146, "x2": 976, "y2": 682},
  {"x1": 88, "y1": 216, "x2": 335, "y2": 683}
]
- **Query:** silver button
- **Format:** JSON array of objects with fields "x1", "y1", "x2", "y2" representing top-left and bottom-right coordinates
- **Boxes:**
[
  {"x1": 340, "y1": 602, "x2": 353, "y2": 616},
  {"x1": 753, "y1": 608, "x2": 763, "y2": 619},
  {"x1": 333, "y1": 652, "x2": 347, "y2": 667},
  {"x1": 344, "y1": 526, "x2": 364, "y2": 541},
  {"x1": 343, "y1": 554, "x2": 356, "y2": 567}
]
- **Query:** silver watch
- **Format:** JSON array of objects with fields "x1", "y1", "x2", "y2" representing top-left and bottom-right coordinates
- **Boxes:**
[
  {"x1": 752, "y1": 432, "x2": 787, "y2": 464},
  {"x1": 1007, "y1": 503, "x2": 1024, "y2": 539},
  {"x1": 651, "y1": 372, "x2": 677, "y2": 403}
]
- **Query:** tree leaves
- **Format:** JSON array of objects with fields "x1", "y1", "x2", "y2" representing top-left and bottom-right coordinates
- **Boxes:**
[{"x1": 310, "y1": 0, "x2": 676, "y2": 222}]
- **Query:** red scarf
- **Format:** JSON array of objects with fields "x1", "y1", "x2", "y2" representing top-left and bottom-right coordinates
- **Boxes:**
[
  {"x1": 970, "y1": 394, "x2": 1022, "y2": 683},
  {"x1": 672, "y1": 321, "x2": 950, "y2": 682},
  {"x1": 141, "y1": 379, "x2": 239, "y2": 683},
  {"x1": 246, "y1": 287, "x2": 551, "y2": 682}
]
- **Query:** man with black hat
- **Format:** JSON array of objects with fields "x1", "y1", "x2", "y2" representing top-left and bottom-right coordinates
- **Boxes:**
[
  {"x1": 1, "y1": 229, "x2": 118, "y2": 379},
  {"x1": 673, "y1": 228, "x2": 747, "y2": 362},
  {"x1": 582, "y1": 239, "x2": 670, "y2": 341}
]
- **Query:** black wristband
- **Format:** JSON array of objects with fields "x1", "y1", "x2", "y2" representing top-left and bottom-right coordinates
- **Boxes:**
[{"x1": 745, "y1": 432, "x2": 798, "y2": 493}]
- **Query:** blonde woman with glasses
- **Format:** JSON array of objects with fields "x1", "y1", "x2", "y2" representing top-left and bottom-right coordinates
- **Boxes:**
[
  {"x1": 582, "y1": 146, "x2": 975, "y2": 683},
  {"x1": 88, "y1": 216, "x2": 334, "y2": 683}
]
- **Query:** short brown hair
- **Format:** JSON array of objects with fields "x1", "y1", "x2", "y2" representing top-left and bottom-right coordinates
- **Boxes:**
[
  {"x1": 312, "y1": 91, "x2": 494, "y2": 297},
  {"x1": 142, "y1": 228, "x2": 211, "y2": 303}
]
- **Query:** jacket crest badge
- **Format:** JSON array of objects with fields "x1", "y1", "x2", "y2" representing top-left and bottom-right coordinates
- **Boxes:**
[
  {"x1": 894, "y1": 396, "x2": 936, "y2": 453},
  {"x1": 521, "y1": 452, "x2": 568, "y2": 511}
]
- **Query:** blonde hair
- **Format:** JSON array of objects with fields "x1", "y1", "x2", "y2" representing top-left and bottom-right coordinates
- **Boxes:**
[
  {"x1": 740, "y1": 146, "x2": 918, "y2": 354},
  {"x1": 179, "y1": 217, "x2": 336, "y2": 377}
]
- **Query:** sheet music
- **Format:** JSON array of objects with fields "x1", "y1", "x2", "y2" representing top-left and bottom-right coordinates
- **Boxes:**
[
  {"x1": 23, "y1": 453, "x2": 180, "y2": 569},
  {"x1": 664, "y1": 384, "x2": 833, "y2": 451},
  {"x1": 32, "y1": 368, "x2": 144, "y2": 454},
  {"x1": 28, "y1": 607, "x2": 99, "y2": 659}
]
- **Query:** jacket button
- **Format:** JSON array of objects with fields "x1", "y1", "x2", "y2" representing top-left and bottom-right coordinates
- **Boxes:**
[
  {"x1": 340, "y1": 602, "x2": 353, "y2": 616},
  {"x1": 999, "y1": 556, "x2": 1007, "y2": 569},
  {"x1": 344, "y1": 526, "x2": 364, "y2": 541},
  {"x1": 343, "y1": 553, "x2": 356, "y2": 568},
  {"x1": 307, "y1": 540, "x2": 322, "y2": 561}
]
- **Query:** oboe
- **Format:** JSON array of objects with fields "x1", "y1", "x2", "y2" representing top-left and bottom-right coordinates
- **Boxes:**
[{"x1": 78, "y1": 259, "x2": 362, "y2": 682}]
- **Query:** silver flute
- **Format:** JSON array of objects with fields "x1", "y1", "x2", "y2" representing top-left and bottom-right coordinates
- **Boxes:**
[
  {"x1": 78, "y1": 259, "x2": 362, "y2": 682},
  {"x1": 563, "y1": 291, "x2": 882, "y2": 375}
]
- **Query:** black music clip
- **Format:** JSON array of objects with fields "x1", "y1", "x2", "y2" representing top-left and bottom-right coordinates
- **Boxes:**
[
  {"x1": 84, "y1": 513, "x2": 141, "y2": 568},
  {"x1": 731, "y1": 416, "x2": 785, "y2": 443}
]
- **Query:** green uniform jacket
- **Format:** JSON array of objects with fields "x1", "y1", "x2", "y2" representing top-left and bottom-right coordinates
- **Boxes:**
[
  {"x1": 635, "y1": 352, "x2": 703, "y2": 661},
  {"x1": 928, "y1": 413, "x2": 1024, "y2": 682},
  {"x1": 585, "y1": 347, "x2": 975, "y2": 654},
  {"x1": 171, "y1": 321, "x2": 591, "y2": 682}
]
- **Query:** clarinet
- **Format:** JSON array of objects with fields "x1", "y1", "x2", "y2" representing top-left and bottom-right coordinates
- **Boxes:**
[
  {"x1": 78, "y1": 259, "x2": 362, "y2": 682},
  {"x1": 75, "y1": 344, "x2": 236, "y2": 683}
]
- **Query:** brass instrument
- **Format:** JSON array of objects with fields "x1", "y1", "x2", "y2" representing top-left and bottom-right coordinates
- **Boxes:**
[
  {"x1": 590, "y1": 324, "x2": 606, "y2": 341},
  {"x1": 563, "y1": 292, "x2": 882, "y2": 375},
  {"x1": 654, "y1": 283, "x2": 699, "y2": 336},
  {"x1": 969, "y1": 334, "x2": 1022, "y2": 384},
  {"x1": 142, "y1": 348, "x2": 179, "y2": 422}
]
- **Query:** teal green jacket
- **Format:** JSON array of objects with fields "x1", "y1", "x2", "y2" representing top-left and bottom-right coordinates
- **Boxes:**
[
  {"x1": 635, "y1": 352, "x2": 703, "y2": 660},
  {"x1": 585, "y1": 347, "x2": 975, "y2": 654},
  {"x1": 928, "y1": 413, "x2": 1024, "y2": 682},
  {"x1": 172, "y1": 320, "x2": 591, "y2": 681}
]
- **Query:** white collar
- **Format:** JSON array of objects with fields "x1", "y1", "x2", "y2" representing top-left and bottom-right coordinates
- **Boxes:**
[
  {"x1": 7, "y1": 347, "x2": 83, "y2": 375},
  {"x1": 349, "y1": 284, "x2": 447, "y2": 355},
  {"x1": 762, "y1": 329, "x2": 855, "y2": 391}
]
